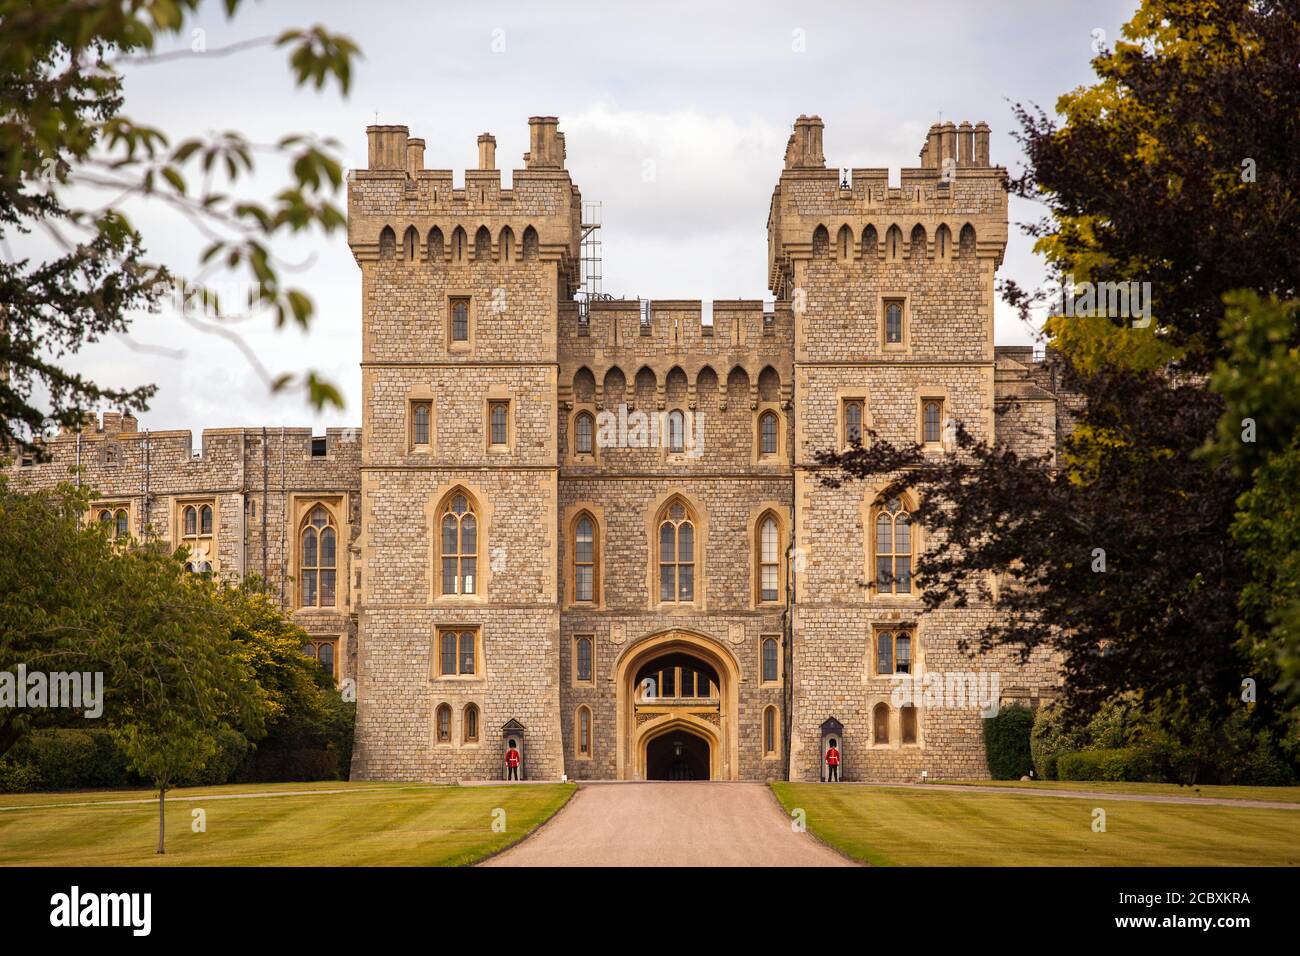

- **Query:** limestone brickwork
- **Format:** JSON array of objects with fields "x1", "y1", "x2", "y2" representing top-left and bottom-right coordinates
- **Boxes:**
[
  {"x1": 8, "y1": 113, "x2": 1069, "y2": 784},
  {"x1": 8, "y1": 416, "x2": 362, "y2": 681}
]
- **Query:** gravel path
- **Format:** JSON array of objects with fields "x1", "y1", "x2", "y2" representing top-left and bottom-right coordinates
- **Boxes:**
[{"x1": 482, "y1": 782, "x2": 853, "y2": 867}]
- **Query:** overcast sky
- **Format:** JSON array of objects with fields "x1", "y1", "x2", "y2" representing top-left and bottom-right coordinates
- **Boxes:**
[{"x1": 32, "y1": 0, "x2": 1141, "y2": 436}]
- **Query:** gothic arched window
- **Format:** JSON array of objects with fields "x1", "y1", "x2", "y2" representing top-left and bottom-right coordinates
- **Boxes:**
[
  {"x1": 761, "y1": 636, "x2": 779, "y2": 683},
  {"x1": 657, "y1": 497, "x2": 696, "y2": 603},
  {"x1": 574, "y1": 411, "x2": 594, "y2": 455},
  {"x1": 439, "y1": 492, "x2": 478, "y2": 596},
  {"x1": 464, "y1": 703, "x2": 480, "y2": 743},
  {"x1": 667, "y1": 409, "x2": 685, "y2": 453},
  {"x1": 759, "y1": 410, "x2": 778, "y2": 456},
  {"x1": 758, "y1": 513, "x2": 780, "y2": 603},
  {"x1": 300, "y1": 505, "x2": 337, "y2": 607},
  {"x1": 573, "y1": 512, "x2": 598, "y2": 603},
  {"x1": 874, "y1": 497, "x2": 913, "y2": 595}
]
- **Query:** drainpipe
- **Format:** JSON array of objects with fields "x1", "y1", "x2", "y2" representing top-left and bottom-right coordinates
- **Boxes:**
[
  {"x1": 261, "y1": 426, "x2": 269, "y2": 583},
  {"x1": 279, "y1": 426, "x2": 286, "y2": 606},
  {"x1": 781, "y1": 493, "x2": 796, "y2": 782},
  {"x1": 142, "y1": 429, "x2": 151, "y2": 538}
]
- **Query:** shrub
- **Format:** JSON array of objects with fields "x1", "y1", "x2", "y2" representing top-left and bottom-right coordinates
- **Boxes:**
[
  {"x1": 1030, "y1": 702, "x2": 1087, "y2": 780},
  {"x1": 983, "y1": 705, "x2": 1034, "y2": 779},
  {"x1": 5, "y1": 729, "x2": 139, "y2": 790},
  {"x1": 0, "y1": 760, "x2": 41, "y2": 793},
  {"x1": 1057, "y1": 747, "x2": 1158, "y2": 782}
]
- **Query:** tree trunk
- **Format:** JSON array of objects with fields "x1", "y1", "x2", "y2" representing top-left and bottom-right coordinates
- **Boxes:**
[{"x1": 156, "y1": 787, "x2": 166, "y2": 855}]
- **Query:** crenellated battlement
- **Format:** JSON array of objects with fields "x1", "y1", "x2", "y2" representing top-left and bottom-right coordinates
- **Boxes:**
[
  {"x1": 348, "y1": 116, "x2": 583, "y2": 294},
  {"x1": 767, "y1": 115, "x2": 1008, "y2": 297}
]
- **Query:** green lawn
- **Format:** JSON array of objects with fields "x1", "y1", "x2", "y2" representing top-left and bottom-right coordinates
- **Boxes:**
[
  {"x1": 0, "y1": 782, "x2": 575, "y2": 866},
  {"x1": 772, "y1": 782, "x2": 1300, "y2": 866},
  {"x1": 928, "y1": 779, "x2": 1300, "y2": 803}
]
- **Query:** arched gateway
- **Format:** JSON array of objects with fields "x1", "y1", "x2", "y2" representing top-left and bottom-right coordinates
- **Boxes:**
[{"x1": 613, "y1": 629, "x2": 740, "y2": 780}]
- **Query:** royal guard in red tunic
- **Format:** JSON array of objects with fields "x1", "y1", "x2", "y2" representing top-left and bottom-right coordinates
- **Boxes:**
[
  {"x1": 825, "y1": 739, "x2": 841, "y2": 782},
  {"x1": 505, "y1": 743, "x2": 521, "y2": 781}
]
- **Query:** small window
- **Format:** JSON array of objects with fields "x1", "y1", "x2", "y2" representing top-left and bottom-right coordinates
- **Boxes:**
[
  {"x1": 200, "y1": 504, "x2": 212, "y2": 535},
  {"x1": 577, "y1": 706, "x2": 592, "y2": 756},
  {"x1": 901, "y1": 704, "x2": 918, "y2": 745},
  {"x1": 311, "y1": 436, "x2": 327, "y2": 458},
  {"x1": 844, "y1": 400, "x2": 864, "y2": 446},
  {"x1": 489, "y1": 401, "x2": 509, "y2": 447},
  {"x1": 763, "y1": 706, "x2": 778, "y2": 756},
  {"x1": 667, "y1": 410, "x2": 684, "y2": 453},
  {"x1": 436, "y1": 704, "x2": 452, "y2": 743},
  {"x1": 464, "y1": 704, "x2": 480, "y2": 743},
  {"x1": 100, "y1": 507, "x2": 129, "y2": 540},
  {"x1": 873, "y1": 702, "x2": 891, "y2": 745},
  {"x1": 412, "y1": 402, "x2": 431, "y2": 446},
  {"x1": 19, "y1": 455, "x2": 33, "y2": 468},
  {"x1": 301, "y1": 639, "x2": 338, "y2": 679},
  {"x1": 884, "y1": 300, "x2": 904, "y2": 344},
  {"x1": 575, "y1": 635, "x2": 594, "y2": 683},
  {"x1": 183, "y1": 505, "x2": 197, "y2": 536},
  {"x1": 876, "y1": 629, "x2": 914, "y2": 675},
  {"x1": 574, "y1": 412, "x2": 594, "y2": 455},
  {"x1": 759, "y1": 411, "x2": 778, "y2": 456},
  {"x1": 923, "y1": 399, "x2": 942, "y2": 444},
  {"x1": 761, "y1": 636, "x2": 779, "y2": 683},
  {"x1": 437, "y1": 628, "x2": 478, "y2": 676},
  {"x1": 451, "y1": 297, "x2": 470, "y2": 342}
]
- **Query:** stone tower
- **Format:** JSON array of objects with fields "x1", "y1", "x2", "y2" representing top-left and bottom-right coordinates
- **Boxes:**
[
  {"x1": 770, "y1": 116, "x2": 1048, "y2": 779},
  {"x1": 347, "y1": 119, "x2": 581, "y2": 780}
]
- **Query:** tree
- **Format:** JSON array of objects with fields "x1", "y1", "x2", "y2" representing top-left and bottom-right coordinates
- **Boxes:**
[
  {"x1": 0, "y1": 0, "x2": 359, "y2": 457},
  {"x1": 817, "y1": 1, "x2": 1300, "y2": 748},
  {"x1": 0, "y1": 477, "x2": 264, "y2": 850},
  {"x1": 215, "y1": 580, "x2": 354, "y2": 781}
]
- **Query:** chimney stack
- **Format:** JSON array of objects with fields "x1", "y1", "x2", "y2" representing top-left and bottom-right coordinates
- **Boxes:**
[
  {"x1": 787, "y1": 115, "x2": 826, "y2": 169},
  {"x1": 974, "y1": 121, "x2": 991, "y2": 166},
  {"x1": 366, "y1": 124, "x2": 409, "y2": 170},
  {"x1": 406, "y1": 137, "x2": 425, "y2": 177},
  {"x1": 958, "y1": 121, "x2": 973, "y2": 167},
  {"x1": 525, "y1": 116, "x2": 563, "y2": 169},
  {"x1": 477, "y1": 133, "x2": 497, "y2": 170}
]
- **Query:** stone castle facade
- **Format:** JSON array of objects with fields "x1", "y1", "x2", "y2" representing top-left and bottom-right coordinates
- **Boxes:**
[{"x1": 11, "y1": 114, "x2": 1064, "y2": 783}]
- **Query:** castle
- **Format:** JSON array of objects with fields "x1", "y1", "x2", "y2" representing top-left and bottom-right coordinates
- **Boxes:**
[{"x1": 12, "y1": 114, "x2": 1064, "y2": 782}]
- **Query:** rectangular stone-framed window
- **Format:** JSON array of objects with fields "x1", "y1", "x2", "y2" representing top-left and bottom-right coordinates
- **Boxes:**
[
  {"x1": 762, "y1": 705, "x2": 780, "y2": 758},
  {"x1": 921, "y1": 397, "x2": 943, "y2": 445},
  {"x1": 410, "y1": 400, "x2": 432, "y2": 450},
  {"x1": 572, "y1": 634, "x2": 595, "y2": 685},
  {"x1": 447, "y1": 295, "x2": 474, "y2": 353},
  {"x1": 873, "y1": 626, "x2": 915, "y2": 676},
  {"x1": 842, "y1": 398, "x2": 865, "y2": 448},
  {"x1": 881, "y1": 295, "x2": 909, "y2": 351},
  {"x1": 302, "y1": 636, "x2": 340, "y2": 681},
  {"x1": 173, "y1": 496, "x2": 218, "y2": 574},
  {"x1": 434, "y1": 626, "x2": 483, "y2": 680},
  {"x1": 759, "y1": 634, "x2": 781, "y2": 685},
  {"x1": 487, "y1": 399, "x2": 510, "y2": 449}
]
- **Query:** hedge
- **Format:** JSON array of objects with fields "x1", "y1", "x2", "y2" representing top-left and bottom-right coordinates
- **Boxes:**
[{"x1": 1056, "y1": 747, "x2": 1159, "y2": 783}]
